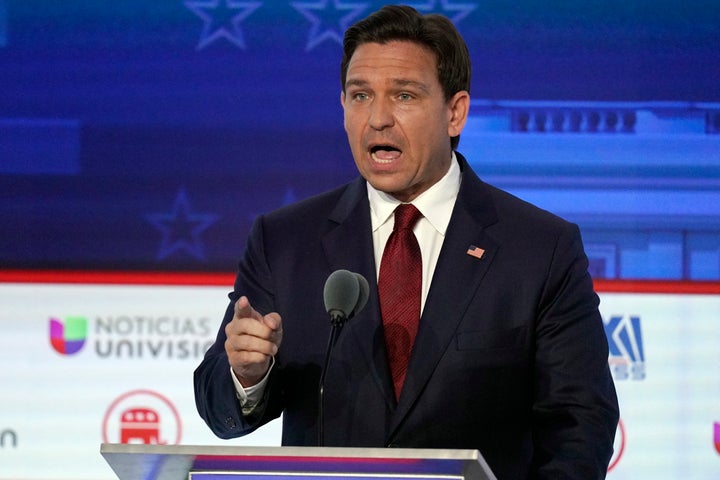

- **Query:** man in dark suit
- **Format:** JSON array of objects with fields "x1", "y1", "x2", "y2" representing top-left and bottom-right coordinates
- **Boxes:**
[{"x1": 195, "y1": 5, "x2": 619, "y2": 479}]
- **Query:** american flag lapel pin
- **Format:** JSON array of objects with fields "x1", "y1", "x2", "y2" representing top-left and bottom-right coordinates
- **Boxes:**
[{"x1": 466, "y1": 245, "x2": 485, "y2": 260}]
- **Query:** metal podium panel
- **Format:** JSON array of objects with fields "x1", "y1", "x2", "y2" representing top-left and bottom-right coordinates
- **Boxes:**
[
  {"x1": 190, "y1": 474, "x2": 464, "y2": 479},
  {"x1": 100, "y1": 444, "x2": 497, "y2": 480}
]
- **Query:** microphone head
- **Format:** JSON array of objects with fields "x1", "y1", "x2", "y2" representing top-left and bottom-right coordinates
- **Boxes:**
[
  {"x1": 323, "y1": 270, "x2": 360, "y2": 321},
  {"x1": 352, "y1": 273, "x2": 369, "y2": 317}
]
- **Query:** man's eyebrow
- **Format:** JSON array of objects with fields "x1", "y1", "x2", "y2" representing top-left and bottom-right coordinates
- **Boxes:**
[
  {"x1": 392, "y1": 79, "x2": 431, "y2": 94},
  {"x1": 344, "y1": 78, "x2": 369, "y2": 89},
  {"x1": 344, "y1": 78, "x2": 430, "y2": 93}
]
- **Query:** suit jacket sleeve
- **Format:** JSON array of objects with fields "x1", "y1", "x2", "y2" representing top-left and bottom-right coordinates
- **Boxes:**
[
  {"x1": 530, "y1": 222, "x2": 618, "y2": 479},
  {"x1": 193, "y1": 213, "x2": 285, "y2": 439}
]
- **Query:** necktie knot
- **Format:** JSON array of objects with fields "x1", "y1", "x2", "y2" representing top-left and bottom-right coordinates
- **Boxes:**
[{"x1": 393, "y1": 203, "x2": 422, "y2": 232}]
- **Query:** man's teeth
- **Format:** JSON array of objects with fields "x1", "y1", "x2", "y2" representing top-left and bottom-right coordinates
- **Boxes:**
[
  {"x1": 371, "y1": 152, "x2": 394, "y2": 164},
  {"x1": 371, "y1": 147, "x2": 401, "y2": 163}
]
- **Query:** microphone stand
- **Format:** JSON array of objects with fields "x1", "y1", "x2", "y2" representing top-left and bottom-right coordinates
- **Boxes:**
[{"x1": 318, "y1": 310, "x2": 346, "y2": 447}]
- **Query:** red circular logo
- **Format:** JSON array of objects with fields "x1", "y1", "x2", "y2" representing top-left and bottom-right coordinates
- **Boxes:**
[{"x1": 102, "y1": 389, "x2": 182, "y2": 445}]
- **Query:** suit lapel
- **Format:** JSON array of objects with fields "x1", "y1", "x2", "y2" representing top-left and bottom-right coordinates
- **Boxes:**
[
  {"x1": 390, "y1": 155, "x2": 501, "y2": 433},
  {"x1": 321, "y1": 177, "x2": 375, "y2": 276},
  {"x1": 321, "y1": 178, "x2": 397, "y2": 410}
]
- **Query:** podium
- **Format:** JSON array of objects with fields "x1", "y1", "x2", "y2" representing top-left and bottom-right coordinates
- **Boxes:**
[{"x1": 101, "y1": 443, "x2": 497, "y2": 480}]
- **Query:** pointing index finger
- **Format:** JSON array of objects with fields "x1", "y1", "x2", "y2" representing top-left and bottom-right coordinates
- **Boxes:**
[{"x1": 233, "y1": 296, "x2": 263, "y2": 322}]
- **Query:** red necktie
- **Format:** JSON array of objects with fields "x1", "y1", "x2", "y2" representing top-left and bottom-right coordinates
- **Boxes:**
[{"x1": 378, "y1": 203, "x2": 422, "y2": 400}]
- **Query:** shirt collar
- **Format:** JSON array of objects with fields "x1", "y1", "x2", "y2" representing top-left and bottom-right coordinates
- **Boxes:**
[{"x1": 368, "y1": 152, "x2": 461, "y2": 235}]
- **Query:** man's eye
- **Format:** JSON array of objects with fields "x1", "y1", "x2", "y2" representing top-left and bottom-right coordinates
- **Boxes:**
[
  {"x1": 353, "y1": 93, "x2": 369, "y2": 101},
  {"x1": 398, "y1": 93, "x2": 413, "y2": 101}
]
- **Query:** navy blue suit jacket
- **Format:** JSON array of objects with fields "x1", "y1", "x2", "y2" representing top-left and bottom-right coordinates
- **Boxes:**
[{"x1": 195, "y1": 154, "x2": 619, "y2": 479}]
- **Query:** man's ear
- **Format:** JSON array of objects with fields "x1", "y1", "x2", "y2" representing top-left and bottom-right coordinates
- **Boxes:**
[{"x1": 447, "y1": 90, "x2": 470, "y2": 138}]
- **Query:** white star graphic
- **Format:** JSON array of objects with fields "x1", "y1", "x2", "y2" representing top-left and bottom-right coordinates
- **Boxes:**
[
  {"x1": 185, "y1": 0, "x2": 261, "y2": 50},
  {"x1": 406, "y1": 0, "x2": 477, "y2": 24},
  {"x1": 292, "y1": 0, "x2": 369, "y2": 51},
  {"x1": 145, "y1": 188, "x2": 220, "y2": 261}
]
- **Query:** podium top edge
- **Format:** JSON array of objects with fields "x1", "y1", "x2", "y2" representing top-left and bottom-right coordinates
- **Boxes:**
[{"x1": 100, "y1": 443, "x2": 482, "y2": 461}]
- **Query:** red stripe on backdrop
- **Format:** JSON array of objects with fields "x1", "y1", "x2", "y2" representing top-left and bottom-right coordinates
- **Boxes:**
[
  {"x1": 592, "y1": 279, "x2": 720, "y2": 295},
  {"x1": 1, "y1": 270, "x2": 720, "y2": 294},
  {"x1": 0, "y1": 270, "x2": 235, "y2": 286}
]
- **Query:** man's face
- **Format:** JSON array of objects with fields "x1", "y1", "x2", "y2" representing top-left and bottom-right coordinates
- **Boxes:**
[{"x1": 341, "y1": 41, "x2": 469, "y2": 202}]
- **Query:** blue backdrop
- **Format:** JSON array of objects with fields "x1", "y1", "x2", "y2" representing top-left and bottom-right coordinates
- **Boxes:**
[{"x1": 2, "y1": 0, "x2": 719, "y2": 278}]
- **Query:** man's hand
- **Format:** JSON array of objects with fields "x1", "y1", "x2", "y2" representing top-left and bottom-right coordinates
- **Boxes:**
[{"x1": 225, "y1": 296, "x2": 283, "y2": 388}]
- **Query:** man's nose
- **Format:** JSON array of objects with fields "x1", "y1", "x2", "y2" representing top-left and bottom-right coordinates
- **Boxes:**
[{"x1": 368, "y1": 98, "x2": 395, "y2": 130}]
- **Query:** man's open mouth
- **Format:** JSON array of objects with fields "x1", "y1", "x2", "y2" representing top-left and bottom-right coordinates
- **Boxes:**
[{"x1": 370, "y1": 145, "x2": 401, "y2": 163}]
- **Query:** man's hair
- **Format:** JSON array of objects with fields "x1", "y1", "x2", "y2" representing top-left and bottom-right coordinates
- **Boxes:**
[{"x1": 341, "y1": 5, "x2": 471, "y2": 149}]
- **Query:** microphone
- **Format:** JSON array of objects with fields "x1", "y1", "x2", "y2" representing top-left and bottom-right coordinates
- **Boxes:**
[
  {"x1": 319, "y1": 269, "x2": 369, "y2": 446},
  {"x1": 323, "y1": 269, "x2": 369, "y2": 326},
  {"x1": 323, "y1": 269, "x2": 359, "y2": 326}
]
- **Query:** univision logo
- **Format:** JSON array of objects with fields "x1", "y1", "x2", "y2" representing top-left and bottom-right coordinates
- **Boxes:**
[
  {"x1": 49, "y1": 316, "x2": 88, "y2": 355},
  {"x1": 47, "y1": 314, "x2": 213, "y2": 359}
]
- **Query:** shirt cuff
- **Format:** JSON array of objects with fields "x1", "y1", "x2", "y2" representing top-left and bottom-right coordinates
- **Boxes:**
[{"x1": 230, "y1": 357, "x2": 274, "y2": 415}]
